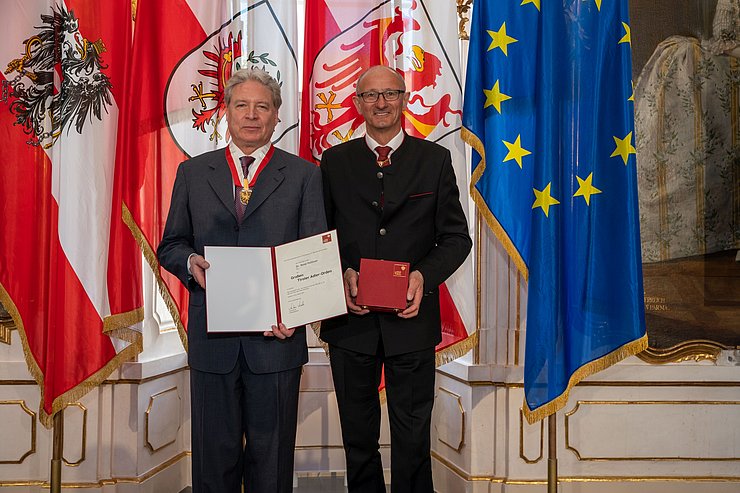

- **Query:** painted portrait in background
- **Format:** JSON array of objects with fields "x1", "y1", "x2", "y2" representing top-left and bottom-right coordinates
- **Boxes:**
[{"x1": 631, "y1": 0, "x2": 739, "y2": 362}]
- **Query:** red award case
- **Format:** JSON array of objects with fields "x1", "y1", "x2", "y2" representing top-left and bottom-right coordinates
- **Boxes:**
[{"x1": 355, "y1": 258, "x2": 410, "y2": 312}]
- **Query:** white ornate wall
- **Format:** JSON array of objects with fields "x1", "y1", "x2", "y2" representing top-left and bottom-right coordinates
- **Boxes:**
[
  {"x1": 0, "y1": 266, "x2": 384, "y2": 492},
  {"x1": 429, "y1": 225, "x2": 740, "y2": 492},
  {"x1": 0, "y1": 267, "x2": 191, "y2": 492},
  {"x1": 1, "y1": 238, "x2": 740, "y2": 493}
]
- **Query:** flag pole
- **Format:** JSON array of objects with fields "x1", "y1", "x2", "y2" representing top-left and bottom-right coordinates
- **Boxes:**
[
  {"x1": 50, "y1": 410, "x2": 63, "y2": 493},
  {"x1": 548, "y1": 413, "x2": 558, "y2": 493}
]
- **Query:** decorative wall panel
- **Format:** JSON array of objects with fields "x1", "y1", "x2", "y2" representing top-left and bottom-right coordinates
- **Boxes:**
[
  {"x1": 0, "y1": 400, "x2": 35, "y2": 464},
  {"x1": 145, "y1": 387, "x2": 181, "y2": 453},
  {"x1": 565, "y1": 400, "x2": 740, "y2": 461}
]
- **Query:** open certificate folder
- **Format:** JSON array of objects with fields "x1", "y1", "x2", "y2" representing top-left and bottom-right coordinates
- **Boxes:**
[{"x1": 204, "y1": 230, "x2": 347, "y2": 332}]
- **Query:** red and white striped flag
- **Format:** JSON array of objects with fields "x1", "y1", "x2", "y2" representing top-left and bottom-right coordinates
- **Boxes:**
[
  {"x1": 120, "y1": 0, "x2": 301, "y2": 344},
  {"x1": 300, "y1": 0, "x2": 476, "y2": 363},
  {"x1": 0, "y1": 0, "x2": 143, "y2": 426}
]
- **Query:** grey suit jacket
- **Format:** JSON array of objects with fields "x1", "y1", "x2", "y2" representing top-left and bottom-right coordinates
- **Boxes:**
[{"x1": 157, "y1": 146, "x2": 327, "y2": 374}]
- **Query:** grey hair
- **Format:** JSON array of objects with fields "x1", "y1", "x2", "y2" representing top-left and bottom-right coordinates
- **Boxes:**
[
  {"x1": 355, "y1": 65, "x2": 406, "y2": 94},
  {"x1": 224, "y1": 68, "x2": 282, "y2": 109}
]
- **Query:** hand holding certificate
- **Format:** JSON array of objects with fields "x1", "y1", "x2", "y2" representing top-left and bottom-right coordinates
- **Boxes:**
[{"x1": 204, "y1": 230, "x2": 347, "y2": 332}]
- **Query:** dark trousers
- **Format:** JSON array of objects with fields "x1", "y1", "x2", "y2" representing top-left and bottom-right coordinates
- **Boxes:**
[
  {"x1": 329, "y1": 342, "x2": 436, "y2": 493},
  {"x1": 190, "y1": 352, "x2": 301, "y2": 493}
]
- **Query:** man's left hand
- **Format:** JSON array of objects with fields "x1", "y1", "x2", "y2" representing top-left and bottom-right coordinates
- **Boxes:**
[
  {"x1": 399, "y1": 270, "x2": 424, "y2": 319},
  {"x1": 265, "y1": 323, "x2": 296, "y2": 339}
]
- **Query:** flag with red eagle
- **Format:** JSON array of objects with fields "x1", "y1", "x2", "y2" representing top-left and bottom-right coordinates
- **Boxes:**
[
  {"x1": 119, "y1": 0, "x2": 300, "y2": 346},
  {"x1": 0, "y1": 0, "x2": 143, "y2": 426},
  {"x1": 300, "y1": 0, "x2": 476, "y2": 364}
]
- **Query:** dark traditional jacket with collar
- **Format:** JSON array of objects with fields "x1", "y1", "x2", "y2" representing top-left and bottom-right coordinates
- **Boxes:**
[{"x1": 320, "y1": 135, "x2": 471, "y2": 356}]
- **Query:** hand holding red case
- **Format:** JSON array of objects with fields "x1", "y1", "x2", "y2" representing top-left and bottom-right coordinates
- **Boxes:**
[{"x1": 355, "y1": 258, "x2": 410, "y2": 312}]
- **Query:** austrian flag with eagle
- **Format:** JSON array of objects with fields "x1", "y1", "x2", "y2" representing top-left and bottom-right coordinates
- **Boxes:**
[
  {"x1": 0, "y1": 0, "x2": 142, "y2": 426},
  {"x1": 300, "y1": 0, "x2": 476, "y2": 365}
]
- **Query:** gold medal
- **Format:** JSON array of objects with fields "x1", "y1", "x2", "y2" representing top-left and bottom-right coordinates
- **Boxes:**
[{"x1": 240, "y1": 187, "x2": 251, "y2": 205}]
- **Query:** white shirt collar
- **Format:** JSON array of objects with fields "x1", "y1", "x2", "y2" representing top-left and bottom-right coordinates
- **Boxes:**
[
  {"x1": 365, "y1": 130, "x2": 405, "y2": 157},
  {"x1": 228, "y1": 141, "x2": 272, "y2": 182}
]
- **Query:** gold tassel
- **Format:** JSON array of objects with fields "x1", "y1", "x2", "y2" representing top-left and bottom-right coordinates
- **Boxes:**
[
  {"x1": 123, "y1": 203, "x2": 188, "y2": 351},
  {"x1": 522, "y1": 334, "x2": 648, "y2": 424},
  {"x1": 462, "y1": 127, "x2": 529, "y2": 281}
]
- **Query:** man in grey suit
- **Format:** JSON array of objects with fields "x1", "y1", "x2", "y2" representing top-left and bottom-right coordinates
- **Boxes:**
[{"x1": 157, "y1": 68, "x2": 326, "y2": 493}]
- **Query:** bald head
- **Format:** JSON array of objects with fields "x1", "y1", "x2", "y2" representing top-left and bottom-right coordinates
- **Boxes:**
[{"x1": 356, "y1": 65, "x2": 406, "y2": 94}]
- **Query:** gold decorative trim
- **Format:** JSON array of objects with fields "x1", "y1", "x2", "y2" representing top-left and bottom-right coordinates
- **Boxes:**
[
  {"x1": 506, "y1": 257, "x2": 511, "y2": 365},
  {"x1": 637, "y1": 339, "x2": 724, "y2": 364},
  {"x1": 514, "y1": 270, "x2": 521, "y2": 366},
  {"x1": 295, "y1": 444, "x2": 389, "y2": 451},
  {"x1": 436, "y1": 368, "x2": 740, "y2": 387},
  {"x1": 565, "y1": 400, "x2": 740, "y2": 461},
  {"x1": 0, "y1": 400, "x2": 36, "y2": 464},
  {"x1": 456, "y1": 0, "x2": 473, "y2": 40},
  {"x1": 435, "y1": 331, "x2": 478, "y2": 367},
  {"x1": 0, "y1": 301, "x2": 14, "y2": 345},
  {"x1": 432, "y1": 450, "x2": 740, "y2": 483},
  {"x1": 435, "y1": 388, "x2": 465, "y2": 452},
  {"x1": 519, "y1": 408, "x2": 544, "y2": 464},
  {"x1": 0, "y1": 279, "x2": 143, "y2": 429},
  {"x1": 112, "y1": 366, "x2": 188, "y2": 385},
  {"x1": 0, "y1": 325, "x2": 10, "y2": 345},
  {"x1": 474, "y1": 214, "x2": 481, "y2": 364},
  {"x1": 462, "y1": 126, "x2": 528, "y2": 280},
  {"x1": 0, "y1": 366, "x2": 188, "y2": 387},
  {"x1": 123, "y1": 203, "x2": 188, "y2": 352},
  {"x1": 575, "y1": 380, "x2": 740, "y2": 387},
  {"x1": 0, "y1": 451, "x2": 190, "y2": 487},
  {"x1": 432, "y1": 450, "x2": 501, "y2": 482},
  {"x1": 62, "y1": 403, "x2": 87, "y2": 467},
  {"x1": 145, "y1": 387, "x2": 181, "y2": 453},
  {"x1": 523, "y1": 334, "x2": 649, "y2": 423}
]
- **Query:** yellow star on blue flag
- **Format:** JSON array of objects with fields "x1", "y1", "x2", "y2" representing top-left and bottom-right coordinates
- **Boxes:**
[
  {"x1": 487, "y1": 23, "x2": 518, "y2": 55},
  {"x1": 462, "y1": 0, "x2": 647, "y2": 424}
]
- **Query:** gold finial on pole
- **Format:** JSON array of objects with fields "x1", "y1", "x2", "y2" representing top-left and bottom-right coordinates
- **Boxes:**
[{"x1": 457, "y1": 0, "x2": 473, "y2": 40}]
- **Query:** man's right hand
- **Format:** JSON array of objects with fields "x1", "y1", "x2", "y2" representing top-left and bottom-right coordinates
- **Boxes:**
[
  {"x1": 343, "y1": 268, "x2": 369, "y2": 315},
  {"x1": 189, "y1": 254, "x2": 210, "y2": 289}
]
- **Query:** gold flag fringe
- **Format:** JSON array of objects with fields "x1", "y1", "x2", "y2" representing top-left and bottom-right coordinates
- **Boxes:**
[
  {"x1": 435, "y1": 331, "x2": 478, "y2": 367},
  {"x1": 123, "y1": 203, "x2": 188, "y2": 351},
  {"x1": 1, "y1": 283, "x2": 143, "y2": 429},
  {"x1": 310, "y1": 321, "x2": 331, "y2": 358},
  {"x1": 522, "y1": 334, "x2": 648, "y2": 424},
  {"x1": 104, "y1": 307, "x2": 144, "y2": 341},
  {"x1": 461, "y1": 127, "x2": 529, "y2": 281}
]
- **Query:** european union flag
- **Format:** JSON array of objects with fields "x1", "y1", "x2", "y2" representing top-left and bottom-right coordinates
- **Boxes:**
[{"x1": 462, "y1": 0, "x2": 647, "y2": 423}]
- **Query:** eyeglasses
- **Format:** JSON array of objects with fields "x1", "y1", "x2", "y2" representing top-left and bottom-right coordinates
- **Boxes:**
[{"x1": 356, "y1": 89, "x2": 406, "y2": 103}]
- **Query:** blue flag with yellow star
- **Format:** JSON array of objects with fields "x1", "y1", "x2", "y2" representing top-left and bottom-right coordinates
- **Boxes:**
[{"x1": 462, "y1": 0, "x2": 648, "y2": 423}]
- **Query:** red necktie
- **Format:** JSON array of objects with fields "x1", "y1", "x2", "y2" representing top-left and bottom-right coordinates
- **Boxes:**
[
  {"x1": 375, "y1": 146, "x2": 391, "y2": 167},
  {"x1": 235, "y1": 156, "x2": 255, "y2": 222}
]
